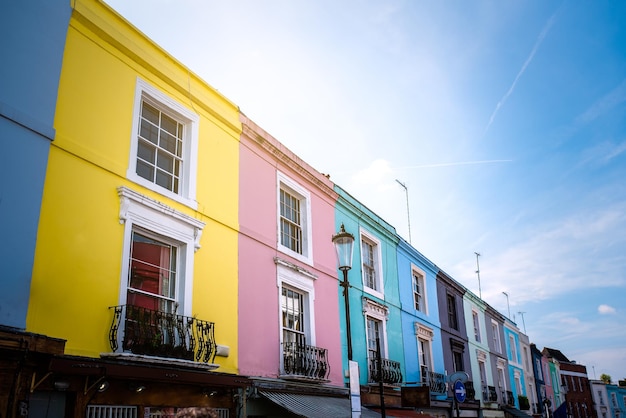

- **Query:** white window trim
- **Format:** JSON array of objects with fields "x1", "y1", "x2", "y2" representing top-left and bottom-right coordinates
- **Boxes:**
[
  {"x1": 497, "y1": 359, "x2": 508, "y2": 391},
  {"x1": 415, "y1": 323, "x2": 434, "y2": 370},
  {"x1": 117, "y1": 186, "x2": 204, "y2": 317},
  {"x1": 472, "y1": 310, "x2": 481, "y2": 342},
  {"x1": 491, "y1": 320, "x2": 502, "y2": 353},
  {"x1": 363, "y1": 297, "x2": 389, "y2": 357},
  {"x1": 127, "y1": 78, "x2": 199, "y2": 209},
  {"x1": 276, "y1": 262, "x2": 316, "y2": 347},
  {"x1": 360, "y1": 228, "x2": 384, "y2": 298},
  {"x1": 478, "y1": 355, "x2": 488, "y2": 385},
  {"x1": 509, "y1": 334, "x2": 519, "y2": 364},
  {"x1": 276, "y1": 172, "x2": 313, "y2": 265},
  {"x1": 411, "y1": 265, "x2": 428, "y2": 314}
]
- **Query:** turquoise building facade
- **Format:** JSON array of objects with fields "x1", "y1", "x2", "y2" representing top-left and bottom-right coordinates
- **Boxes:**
[{"x1": 334, "y1": 186, "x2": 404, "y2": 392}]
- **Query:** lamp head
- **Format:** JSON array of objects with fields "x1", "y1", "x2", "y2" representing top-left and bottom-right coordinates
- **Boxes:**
[{"x1": 331, "y1": 223, "x2": 354, "y2": 271}]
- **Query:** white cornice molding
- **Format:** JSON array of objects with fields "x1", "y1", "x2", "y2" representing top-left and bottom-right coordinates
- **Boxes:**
[
  {"x1": 273, "y1": 257, "x2": 318, "y2": 280},
  {"x1": 363, "y1": 297, "x2": 389, "y2": 321},
  {"x1": 241, "y1": 121, "x2": 337, "y2": 201},
  {"x1": 118, "y1": 186, "x2": 205, "y2": 251},
  {"x1": 415, "y1": 323, "x2": 434, "y2": 340}
]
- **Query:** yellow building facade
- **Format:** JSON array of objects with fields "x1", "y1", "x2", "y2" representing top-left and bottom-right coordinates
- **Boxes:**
[{"x1": 25, "y1": 0, "x2": 244, "y2": 415}]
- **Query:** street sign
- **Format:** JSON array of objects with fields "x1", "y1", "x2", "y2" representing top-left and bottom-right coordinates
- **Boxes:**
[
  {"x1": 448, "y1": 371, "x2": 469, "y2": 383},
  {"x1": 453, "y1": 380, "x2": 466, "y2": 403}
]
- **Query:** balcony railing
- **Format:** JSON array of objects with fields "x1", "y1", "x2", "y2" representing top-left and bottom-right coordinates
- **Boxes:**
[
  {"x1": 369, "y1": 356, "x2": 402, "y2": 385},
  {"x1": 483, "y1": 386, "x2": 499, "y2": 402},
  {"x1": 465, "y1": 381, "x2": 476, "y2": 400},
  {"x1": 109, "y1": 305, "x2": 217, "y2": 363},
  {"x1": 506, "y1": 390, "x2": 515, "y2": 406},
  {"x1": 420, "y1": 366, "x2": 447, "y2": 395},
  {"x1": 283, "y1": 341, "x2": 330, "y2": 381}
]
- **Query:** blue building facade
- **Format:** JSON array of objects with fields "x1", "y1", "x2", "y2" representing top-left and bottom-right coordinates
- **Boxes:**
[
  {"x1": 396, "y1": 238, "x2": 444, "y2": 392},
  {"x1": 503, "y1": 321, "x2": 526, "y2": 409},
  {"x1": 0, "y1": 0, "x2": 71, "y2": 330}
]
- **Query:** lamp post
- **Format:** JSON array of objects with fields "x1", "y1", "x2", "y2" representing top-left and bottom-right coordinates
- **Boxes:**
[
  {"x1": 502, "y1": 292, "x2": 511, "y2": 319},
  {"x1": 332, "y1": 223, "x2": 355, "y2": 361}
]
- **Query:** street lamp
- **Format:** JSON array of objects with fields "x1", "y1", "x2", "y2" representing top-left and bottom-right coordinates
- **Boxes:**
[
  {"x1": 332, "y1": 223, "x2": 355, "y2": 361},
  {"x1": 502, "y1": 292, "x2": 511, "y2": 319}
]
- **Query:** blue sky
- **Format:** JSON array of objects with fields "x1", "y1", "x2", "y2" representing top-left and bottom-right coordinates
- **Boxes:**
[{"x1": 105, "y1": 0, "x2": 626, "y2": 380}]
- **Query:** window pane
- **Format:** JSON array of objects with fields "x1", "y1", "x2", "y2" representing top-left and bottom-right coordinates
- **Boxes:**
[
  {"x1": 161, "y1": 113, "x2": 178, "y2": 136},
  {"x1": 156, "y1": 170, "x2": 173, "y2": 190},
  {"x1": 127, "y1": 231, "x2": 177, "y2": 312},
  {"x1": 279, "y1": 189, "x2": 303, "y2": 254},
  {"x1": 137, "y1": 140, "x2": 155, "y2": 163},
  {"x1": 140, "y1": 119, "x2": 159, "y2": 144},
  {"x1": 136, "y1": 159, "x2": 154, "y2": 182},
  {"x1": 141, "y1": 102, "x2": 159, "y2": 124},
  {"x1": 136, "y1": 100, "x2": 184, "y2": 194},
  {"x1": 160, "y1": 131, "x2": 178, "y2": 155},
  {"x1": 282, "y1": 286, "x2": 305, "y2": 346},
  {"x1": 157, "y1": 150, "x2": 174, "y2": 171}
]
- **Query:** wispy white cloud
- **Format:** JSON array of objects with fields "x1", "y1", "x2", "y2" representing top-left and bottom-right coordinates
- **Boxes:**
[
  {"x1": 598, "y1": 304, "x2": 617, "y2": 315},
  {"x1": 576, "y1": 79, "x2": 626, "y2": 125},
  {"x1": 454, "y1": 202, "x2": 626, "y2": 307},
  {"x1": 398, "y1": 159, "x2": 513, "y2": 169},
  {"x1": 484, "y1": 7, "x2": 561, "y2": 135}
]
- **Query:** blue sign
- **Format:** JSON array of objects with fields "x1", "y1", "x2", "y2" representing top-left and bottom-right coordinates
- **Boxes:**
[{"x1": 454, "y1": 380, "x2": 466, "y2": 403}]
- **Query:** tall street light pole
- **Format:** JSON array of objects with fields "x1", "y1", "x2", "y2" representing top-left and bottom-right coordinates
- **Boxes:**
[
  {"x1": 332, "y1": 223, "x2": 355, "y2": 361},
  {"x1": 395, "y1": 179, "x2": 412, "y2": 244},
  {"x1": 518, "y1": 311, "x2": 527, "y2": 334},
  {"x1": 474, "y1": 252, "x2": 482, "y2": 299},
  {"x1": 502, "y1": 292, "x2": 511, "y2": 319}
]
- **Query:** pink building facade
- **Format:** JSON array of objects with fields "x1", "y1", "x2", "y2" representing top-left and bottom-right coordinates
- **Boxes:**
[{"x1": 238, "y1": 115, "x2": 345, "y2": 408}]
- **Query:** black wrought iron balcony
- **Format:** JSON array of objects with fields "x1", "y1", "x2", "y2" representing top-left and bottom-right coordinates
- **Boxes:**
[
  {"x1": 369, "y1": 356, "x2": 402, "y2": 385},
  {"x1": 109, "y1": 305, "x2": 217, "y2": 363},
  {"x1": 488, "y1": 386, "x2": 498, "y2": 402},
  {"x1": 420, "y1": 365, "x2": 447, "y2": 395},
  {"x1": 465, "y1": 381, "x2": 476, "y2": 400},
  {"x1": 506, "y1": 390, "x2": 515, "y2": 406},
  {"x1": 282, "y1": 341, "x2": 330, "y2": 381}
]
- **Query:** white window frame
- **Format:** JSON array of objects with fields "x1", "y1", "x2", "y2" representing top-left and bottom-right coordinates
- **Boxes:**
[
  {"x1": 416, "y1": 323, "x2": 434, "y2": 371},
  {"x1": 276, "y1": 260, "x2": 316, "y2": 370},
  {"x1": 411, "y1": 265, "x2": 427, "y2": 314},
  {"x1": 117, "y1": 186, "x2": 204, "y2": 317},
  {"x1": 497, "y1": 362, "x2": 507, "y2": 392},
  {"x1": 363, "y1": 298, "x2": 389, "y2": 359},
  {"x1": 128, "y1": 78, "x2": 199, "y2": 209},
  {"x1": 478, "y1": 358, "x2": 487, "y2": 386},
  {"x1": 514, "y1": 370, "x2": 522, "y2": 396},
  {"x1": 277, "y1": 172, "x2": 313, "y2": 264},
  {"x1": 360, "y1": 228, "x2": 384, "y2": 298},
  {"x1": 472, "y1": 310, "x2": 481, "y2": 342},
  {"x1": 509, "y1": 334, "x2": 518, "y2": 363},
  {"x1": 491, "y1": 320, "x2": 502, "y2": 353}
]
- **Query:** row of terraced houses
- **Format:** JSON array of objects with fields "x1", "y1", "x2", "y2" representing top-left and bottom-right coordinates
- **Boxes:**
[{"x1": 2, "y1": 1, "x2": 624, "y2": 418}]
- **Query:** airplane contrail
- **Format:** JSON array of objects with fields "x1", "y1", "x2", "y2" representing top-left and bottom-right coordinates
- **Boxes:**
[
  {"x1": 398, "y1": 159, "x2": 513, "y2": 169},
  {"x1": 483, "y1": 5, "x2": 563, "y2": 135}
]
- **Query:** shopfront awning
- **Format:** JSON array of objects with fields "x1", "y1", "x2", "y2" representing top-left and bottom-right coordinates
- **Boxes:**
[
  {"x1": 260, "y1": 390, "x2": 382, "y2": 418},
  {"x1": 368, "y1": 407, "x2": 437, "y2": 418}
]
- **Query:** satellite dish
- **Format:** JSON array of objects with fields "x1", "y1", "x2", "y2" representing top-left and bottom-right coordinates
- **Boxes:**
[{"x1": 448, "y1": 371, "x2": 469, "y2": 383}]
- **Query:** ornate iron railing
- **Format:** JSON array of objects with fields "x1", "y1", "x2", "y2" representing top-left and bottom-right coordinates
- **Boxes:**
[
  {"x1": 465, "y1": 381, "x2": 476, "y2": 400},
  {"x1": 282, "y1": 341, "x2": 330, "y2": 380},
  {"x1": 488, "y1": 386, "x2": 498, "y2": 402},
  {"x1": 369, "y1": 356, "x2": 402, "y2": 385},
  {"x1": 420, "y1": 366, "x2": 447, "y2": 395},
  {"x1": 506, "y1": 390, "x2": 515, "y2": 406},
  {"x1": 109, "y1": 305, "x2": 217, "y2": 363}
]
